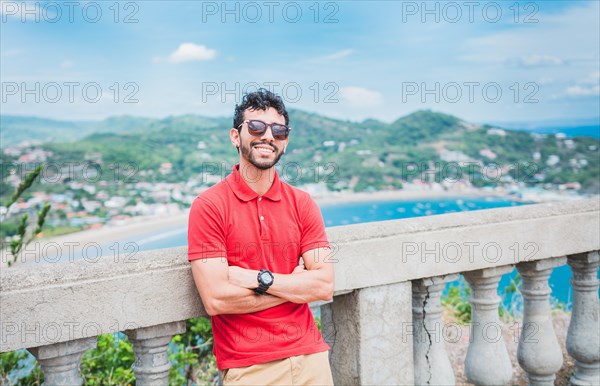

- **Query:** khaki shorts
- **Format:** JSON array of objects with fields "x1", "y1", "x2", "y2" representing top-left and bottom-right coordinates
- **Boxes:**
[{"x1": 220, "y1": 351, "x2": 334, "y2": 386}]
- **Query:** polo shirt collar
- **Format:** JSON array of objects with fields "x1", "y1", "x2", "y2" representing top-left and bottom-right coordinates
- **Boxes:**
[{"x1": 226, "y1": 164, "x2": 282, "y2": 202}]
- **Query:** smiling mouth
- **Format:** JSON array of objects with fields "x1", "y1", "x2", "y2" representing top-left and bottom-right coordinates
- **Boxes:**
[{"x1": 253, "y1": 145, "x2": 275, "y2": 154}]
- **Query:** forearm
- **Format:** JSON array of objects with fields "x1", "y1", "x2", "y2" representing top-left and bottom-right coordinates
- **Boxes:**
[
  {"x1": 268, "y1": 268, "x2": 333, "y2": 304},
  {"x1": 209, "y1": 282, "x2": 288, "y2": 315},
  {"x1": 229, "y1": 266, "x2": 333, "y2": 304}
]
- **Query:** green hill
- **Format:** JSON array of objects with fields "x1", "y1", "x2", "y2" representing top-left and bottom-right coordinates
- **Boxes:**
[
  {"x1": 2, "y1": 110, "x2": 599, "y2": 194},
  {"x1": 0, "y1": 115, "x2": 156, "y2": 146}
]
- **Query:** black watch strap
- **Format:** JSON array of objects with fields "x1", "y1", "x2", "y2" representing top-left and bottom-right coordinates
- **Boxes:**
[
  {"x1": 254, "y1": 269, "x2": 273, "y2": 295},
  {"x1": 254, "y1": 282, "x2": 270, "y2": 295}
]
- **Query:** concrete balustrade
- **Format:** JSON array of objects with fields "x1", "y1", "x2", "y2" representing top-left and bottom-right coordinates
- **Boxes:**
[
  {"x1": 567, "y1": 251, "x2": 600, "y2": 386},
  {"x1": 322, "y1": 282, "x2": 413, "y2": 385},
  {"x1": 412, "y1": 274, "x2": 458, "y2": 385},
  {"x1": 125, "y1": 321, "x2": 186, "y2": 385},
  {"x1": 1, "y1": 198, "x2": 599, "y2": 385},
  {"x1": 27, "y1": 337, "x2": 96, "y2": 386},
  {"x1": 516, "y1": 256, "x2": 567, "y2": 385},
  {"x1": 463, "y1": 266, "x2": 514, "y2": 385}
]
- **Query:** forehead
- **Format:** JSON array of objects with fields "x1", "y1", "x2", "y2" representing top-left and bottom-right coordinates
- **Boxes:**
[{"x1": 243, "y1": 107, "x2": 285, "y2": 124}]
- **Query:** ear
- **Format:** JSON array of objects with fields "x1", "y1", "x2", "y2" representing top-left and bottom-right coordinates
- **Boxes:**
[{"x1": 229, "y1": 128, "x2": 240, "y2": 147}]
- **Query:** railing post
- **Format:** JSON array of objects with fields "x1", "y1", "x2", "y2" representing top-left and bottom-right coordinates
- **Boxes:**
[
  {"x1": 27, "y1": 337, "x2": 96, "y2": 386},
  {"x1": 125, "y1": 321, "x2": 186, "y2": 386},
  {"x1": 321, "y1": 282, "x2": 414, "y2": 385},
  {"x1": 463, "y1": 266, "x2": 514, "y2": 386},
  {"x1": 567, "y1": 251, "x2": 600, "y2": 386},
  {"x1": 412, "y1": 274, "x2": 458, "y2": 386},
  {"x1": 516, "y1": 256, "x2": 567, "y2": 386}
]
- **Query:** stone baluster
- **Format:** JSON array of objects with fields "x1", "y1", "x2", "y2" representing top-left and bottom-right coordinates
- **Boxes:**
[
  {"x1": 412, "y1": 274, "x2": 458, "y2": 386},
  {"x1": 463, "y1": 266, "x2": 514, "y2": 385},
  {"x1": 28, "y1": 337, "x2": 97, "y2": 385},
  {"x1": 567, "y1": 251, "x2": 600, "y2": 386},
  {"x1": 125, "y1": 321, "x2": 186, "y2": 385},
  {"x1": 516, "y1": 257, "x2": 566, "y2": 385},
  {"x1": 320, "y1": 282, "x2": 414, "y2": 385}
]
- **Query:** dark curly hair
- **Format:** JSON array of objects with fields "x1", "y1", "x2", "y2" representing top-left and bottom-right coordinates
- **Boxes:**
[{"x1": 233, "y1": 88, "x2": 289, "y2": 129}]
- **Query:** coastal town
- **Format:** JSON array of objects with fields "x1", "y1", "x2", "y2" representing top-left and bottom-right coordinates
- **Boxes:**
[{"x1": 1, "y1": 127, "x2": 593, "y2": 242}]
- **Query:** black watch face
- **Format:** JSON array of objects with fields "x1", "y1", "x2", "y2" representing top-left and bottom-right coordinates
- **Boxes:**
[{"x1": 260, "y1": 272, "x2": 273, "y2": 284}]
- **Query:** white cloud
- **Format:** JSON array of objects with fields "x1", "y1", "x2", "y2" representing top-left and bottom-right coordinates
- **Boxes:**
[
  {"x1": 61, "y1": 60, "x2": 74, "y2": 68},
  {"x1": 517, "y1": 54, "x2": 563, "y2": 67},
  {"x1": 454, "y1": 2, "x2": 599, "y2": 106},
  {"x1": 565, "y1": 70, "x2": 600, "y2": 97},
  {"x1": 583, "y1": 71, "x2": 600, "y2": 84},
  {"x1": 458, "y1": 2, "x2": 599, "y2": 66},
  {"x1": 155, "y1": 43, "x2": 216, "y2": 64},
  {"x1": 309, "y1": 49, "x2": 354, "y2": 62},
  {"x1": 340, "y1": 87, "x2": 383, "y2": 108},
  {"x1": 538, "y1": 77, "x2": 556, "y2": 85},
  {"x1": 565, "y1": 85, "x2": 600, "y2": 97}
]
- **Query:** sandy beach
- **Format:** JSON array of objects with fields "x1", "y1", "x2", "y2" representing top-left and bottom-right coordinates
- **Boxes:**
[
  {"x1": 2, "y1": 189, "x2": 502, "y2": 259},
  {"x1": 1, "y1": 212, "x2": 189, "y2": 267},
  {"x1": 53, "y1": 188, "x2": 511, "y2": 241}
]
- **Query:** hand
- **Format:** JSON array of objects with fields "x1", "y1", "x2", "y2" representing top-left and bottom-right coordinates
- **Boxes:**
[{"x1": 228, "y1": 266, "x2": 258, "y2": 289}]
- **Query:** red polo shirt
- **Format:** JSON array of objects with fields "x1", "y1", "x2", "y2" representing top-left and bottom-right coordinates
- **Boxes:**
[{"x1": 188, "y1": 164, "x2": 331, "y2": 370}]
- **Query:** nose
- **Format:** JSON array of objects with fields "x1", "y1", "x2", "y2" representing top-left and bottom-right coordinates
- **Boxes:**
[{"x1": 259, "y1": 126, "x2": 275, "y2": 142}]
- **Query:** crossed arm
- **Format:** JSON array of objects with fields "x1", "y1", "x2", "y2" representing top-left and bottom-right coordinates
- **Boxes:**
[{"x1": 190, "y1": 247, "x2": 334, "y2": 316}]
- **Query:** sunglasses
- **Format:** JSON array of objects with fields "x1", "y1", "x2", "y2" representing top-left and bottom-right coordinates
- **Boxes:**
[{"x1": 238, "y1": 120, "x2": 291, "y2": 140}]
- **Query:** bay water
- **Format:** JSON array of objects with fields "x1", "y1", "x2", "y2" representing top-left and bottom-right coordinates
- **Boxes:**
[{"x1": 123, "y1": 196, "x2": 584, "y2": 309}]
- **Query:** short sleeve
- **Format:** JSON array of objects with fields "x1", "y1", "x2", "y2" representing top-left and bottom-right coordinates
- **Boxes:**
[
  {"x1": 187, "y1": 196, "x2": 227, "y2": 262},
  {"x1": 299, "y1": 195, "x2": 330, "y2": 255}
]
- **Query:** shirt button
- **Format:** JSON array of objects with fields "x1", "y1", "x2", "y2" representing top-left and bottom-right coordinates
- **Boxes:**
[
  {"x1": 260, "y1": 216, "x2": 264, "y2": 221},
  {"x1": 258, "y1": 197, "x2": 262, "y2": 201}
]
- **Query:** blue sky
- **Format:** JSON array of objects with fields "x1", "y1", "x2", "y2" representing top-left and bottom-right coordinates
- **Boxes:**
[{"x1": 1, "y1": 0, "x2": 599, "y2": 124}]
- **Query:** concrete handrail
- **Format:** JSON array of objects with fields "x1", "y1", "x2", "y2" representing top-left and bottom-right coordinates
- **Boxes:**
[{"x1": 1, "y1": 198, "x2": 598, "y2": 353}]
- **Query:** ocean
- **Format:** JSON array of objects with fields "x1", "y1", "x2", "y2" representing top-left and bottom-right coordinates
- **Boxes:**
[{"x1": 115, "y1": 196, "x2": 589, "y2": 308}]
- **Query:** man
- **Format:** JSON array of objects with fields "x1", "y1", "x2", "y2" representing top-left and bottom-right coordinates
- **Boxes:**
[{"x1": 188, "y1": 89, "x2": 335, "y2": 385}]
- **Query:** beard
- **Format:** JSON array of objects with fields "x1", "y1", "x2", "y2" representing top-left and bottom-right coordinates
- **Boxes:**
[{"x1": 240, "y1": 137, "x2": 285, "y2": 170}]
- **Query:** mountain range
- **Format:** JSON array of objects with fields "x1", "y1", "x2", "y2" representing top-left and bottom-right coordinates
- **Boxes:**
[{"x1": 1, "y1": 110, "x2": 599, "y2": 193}]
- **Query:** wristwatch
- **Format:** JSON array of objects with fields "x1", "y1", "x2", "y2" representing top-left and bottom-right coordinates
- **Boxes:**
[{"x1": 254, "y1": 269, "x2": 274, "y2": 295}]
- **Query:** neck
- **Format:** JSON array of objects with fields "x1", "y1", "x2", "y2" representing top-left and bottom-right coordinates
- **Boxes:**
[{"x1": 238, "y1": 160, "x2": 276, "y2": 196}]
